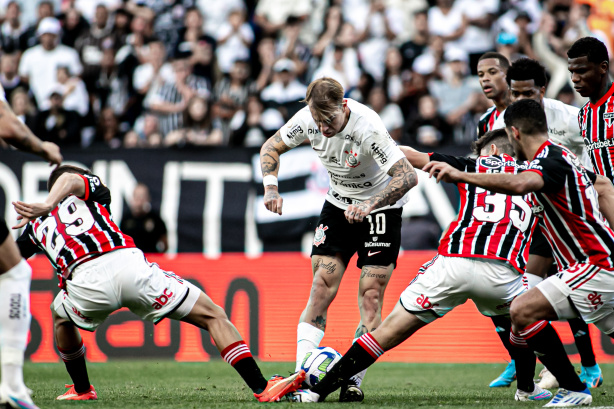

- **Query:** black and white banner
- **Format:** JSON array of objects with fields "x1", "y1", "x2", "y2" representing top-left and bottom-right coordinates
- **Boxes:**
[{"x1": 0, "y1": 146, "x2": 464, "y2": 254}]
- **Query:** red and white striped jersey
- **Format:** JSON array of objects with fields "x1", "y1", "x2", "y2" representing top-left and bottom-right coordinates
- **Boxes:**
[
  {"x1": 523, "y1": 140, "x2": 614, "y2": 270},
  {"x1": 477, "y1": 105, "x2": 502, "y2": 138},
  {"x1": 579, "y1": 82, "x2": 614, "y2": 181},
  {"x1": 17, "y1": 174, "x2": 136, "y2": 280},
  {"x1": 431, "y1": 153, "x2": 536, "y2": 274}
]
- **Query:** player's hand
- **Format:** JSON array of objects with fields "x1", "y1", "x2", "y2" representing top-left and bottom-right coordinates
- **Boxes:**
[
  {"x1": 12, "y1": 201, "x2": 53, "y2": 227},
  {"x1": 344, "y1": 202, "x2": 371, "y2": 224},
  {"x1": 12, "y1": 215, "x2": 32, "y2": 230},
  {"x1": 263, "y1": 186, "x2": 283, "y2": 215},
  {"x1": 40, "y1": 141, "x2": 62, "y2": 166},
  {"x1": 422, "y1": 161, "x2": 461, "y2": 183}
]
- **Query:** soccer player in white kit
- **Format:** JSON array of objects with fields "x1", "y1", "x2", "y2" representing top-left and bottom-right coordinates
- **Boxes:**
[
  {"x1": 259, "y1": 77, "x2": 418, "y2": 401},
  {"x1": 0, "y1": 84, "x2": 62, "y2": 409}
]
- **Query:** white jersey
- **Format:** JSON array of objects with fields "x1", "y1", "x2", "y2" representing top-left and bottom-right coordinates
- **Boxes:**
[
  {"x1": 279, "y1": 99, "x2": 408, "y2": 211},
  {"x1": 493, "y1": 98, "x2": 592, "y2": 169}
]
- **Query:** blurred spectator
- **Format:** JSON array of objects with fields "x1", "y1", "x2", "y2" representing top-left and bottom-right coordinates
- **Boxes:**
[
  {"x1": 110, "y1": 7, "x2": 132, "y2": 49},
  {"x1": 73, "y1": 0, "x2": 122, "y2": 24},
  {"x1": 144, "y1": 58, "x2": 209, "y2": 137},
  {"x1": 60, "y1": 8, "x2": 89, "y2": 48},
  {"x1": 382, "y1": 47, "x2": 403, "y2": 102},
  {"x1": 0, "y1": 53, "x2": 29, "y2": 102},
  {"x1": 32, "y1": 88, "x2": 82, "y2": 147},
  {"x1": 132, "y1": 40, "x2": 173, "y2": 98},
  {"x1": 18, "y1": 17, "x2": 83, "y2": 110},
  {"x1": 197, "y1": 0, "x2": 245, "y2": 38},
  {"x1": 18, "y1": 1, "x2": 54, "y2": 51},
  {"x1": 0, "y1": 1, "x2": 24, "y2": 54},
  {"x1": 94, "y1": 48, "x2": 130, "y2": 120},
  {"x1": 9, "y1": 88, "x2": 37, "y2": 129},
  {"x1": 427, "y1": 0, "x2": 466, "y2": 47},
  {"x1": 312, "y1": 43, "x2": 360, "y2": 91},
  {"x1": 513, "y1": 11, "x2": 536, "y2": 59},
  {"x1": 389, "y1": 0, "x2": 429, "y2": 43},
  {"x1": 56, "y1": 65, "x2": 89, "y2": 117},
  {"x1": 399, "y1": 9, "x2": 429, "y2": 72},
  {"x1": 165, "y1": 96, "x2": 223, "y2": 147},
  {"x1": 214, "y1": 59, "x2": 255, "y2": 111},
  {"x1": 94, "y1": 106, "x2": 122, "y2": 148},
  {"x1": 216, "y1": 8, "x2": 254, "y2": 74},
  {"x1": 367, "y1": 86, "x2": 404, "y2": 142},
  {"x1": 120, "y1": 183, "x2": 168, "y2": 253},
  {"x1": 429, "y1": 48, "x2": 481, "y2": 137},
  {"x1": 230, "y1": 94, "x2": 284, "y2": 147},
  {"x1": 125, "y1": 113, "x2": 162, "y2": 147},
  {"x1": 261, "y1": 58, "x2": 307, "y2": 120},
  {"x1": 172, "y1": 7, "x2": 216, "y2": 83},
  {"x1": 455, "y1": 0, "x2": 499, "y2": 74},
  {"x1": 495, "y1": 32, "x2": 525, "y2": 62},
  {"x1": 276, "y1": 16, "x2": 310, "y2": 79},
  {"x1": 404, "y1": 94, "x2": 452, "y2": 148},
  {"x1": 213, "y1": 94, "x2": 240, "y2": 145},
  {"x1": 75, "y1": 4, "x2": 114, "y2": 92},
  {"x1": 254, "y1": 0, "x2": 310, "y2": 36},
  {"x1": 254, "y1": 36, "x2": 276, "y2": 91},
  {"x1": 347, "y1": 71, "x2": 375, "y2": 103},
  {"x1": 311, "y1": 5, "x2": 342, "y2": 60}
]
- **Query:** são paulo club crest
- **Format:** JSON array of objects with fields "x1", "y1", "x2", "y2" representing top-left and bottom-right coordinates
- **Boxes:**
[
  {"x1": 344, "y1": 150, "x2": 361, "y2": 168},
  {"x1": 605, "y1": 112, "x2": 614, "y2": 128},
  {"x1": 313, "y1": 224, "x2": 329, "y2": 246}
]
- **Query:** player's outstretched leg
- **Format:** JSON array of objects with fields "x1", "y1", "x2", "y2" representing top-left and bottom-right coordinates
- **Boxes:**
[
  {"x1": 569, "y1": 318, "x2": 603, "y2": 388},
  {"x1": 0, "y1": 235, "x2": 38, "y2": 409},
  {"x1": 510, "y1": 289, "x2": 591, "y2": 407},
  {"x1": 180, "y1": 291, "x2": 305, "y2": 402},
  {"x1": 489, "y1": 315, "x2": 516, "y2": 387},
  {"x1": 342, "y1": 264, "x2": 394, "y2": 402},
  {"x1": 53, "y1": 313, "x2": 97, "y2": 401},
  {"x1": 293, "y1": 301, "x2": 427, "y2": 403}
]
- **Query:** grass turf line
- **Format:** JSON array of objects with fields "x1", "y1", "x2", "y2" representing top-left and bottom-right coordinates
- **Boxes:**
[{"x1": 24, "y1": 361, "x2": 614, "y2": 408}]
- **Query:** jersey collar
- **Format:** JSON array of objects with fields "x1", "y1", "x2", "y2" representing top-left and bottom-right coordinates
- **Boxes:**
[
  {"x1": 533, "y1": 139, "x2": 553, "y2": 160},
  {"x1": 590, "y1": 82, "x2": 614, "y2": 109}
]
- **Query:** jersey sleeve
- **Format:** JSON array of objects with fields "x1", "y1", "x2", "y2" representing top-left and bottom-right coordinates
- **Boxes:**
[
  {"x1": 429, "y1": 152, "x2": 476, "y2": 172},
  {"x1": 586, "y1": 170, "x2": 597, "y2": 184},
  {"x1": 16, "y1": 225, "x2": 39, "y2": 259},
  {"x1": 279, "y1": 107, "x2": 310, "y2": 148},
  {"x1": 491, "y1": 112, "x2": 505, "y2": 130},
  {"x1": 522, "y1": 157, "x2": 566, "y2": 194},
  {"x1": 79, "y1": 174, "x2": 111, "y2": 205}
]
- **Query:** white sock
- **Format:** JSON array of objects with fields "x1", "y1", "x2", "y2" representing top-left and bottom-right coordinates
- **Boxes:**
[
  {"x1": 295, "y1": 322, "x2": 324, "y2": 372},
  {"x1": 524, "y1": 273, "x2": 544, "y2": 289},
  {"x1": 350, "y1": 337, "x2": 367, "y2": 387},
  {"x1": 0, "y1": 259, "x2": 32, "y2": 393}
]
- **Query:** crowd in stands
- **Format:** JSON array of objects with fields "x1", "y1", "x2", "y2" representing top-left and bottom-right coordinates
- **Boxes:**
[{"x1": 0, "y1": 0, "x2": 612, "y2": 152}]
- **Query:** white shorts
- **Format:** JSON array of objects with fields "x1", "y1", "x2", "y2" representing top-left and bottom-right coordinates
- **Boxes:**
[
  {"x1": 536, "y1": 263, "x2": 614, "y2": 332},
  {"x1": 52, "y1": 248, "x2": 200, "y2": 331},
  {"x1": 399, "y1": 255, "x2": 526, "y2": 323}
]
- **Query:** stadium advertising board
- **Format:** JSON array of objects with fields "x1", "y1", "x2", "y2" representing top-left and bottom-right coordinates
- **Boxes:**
[{"x1": 26, "y1": 253, "x2": 614, "y2": 363}]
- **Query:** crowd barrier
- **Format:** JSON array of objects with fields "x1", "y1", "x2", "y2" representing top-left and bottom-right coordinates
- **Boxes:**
[{"x1": 27, "y1": 252, "x2": 614, "y2": 363}]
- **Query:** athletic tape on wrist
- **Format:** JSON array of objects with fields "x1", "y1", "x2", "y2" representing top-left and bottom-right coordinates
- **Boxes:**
[{"x1": 263, "y1": 175, "x2": 278, "y2": 187}]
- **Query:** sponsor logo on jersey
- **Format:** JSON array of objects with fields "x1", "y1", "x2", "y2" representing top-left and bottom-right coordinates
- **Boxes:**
[
  {"x1": 84, "y1": 175, "x2": 100, "y2": 192},
  {"x1": 287, "y1": 124, "x2": 303, "y2": 139},
  {"x1": 585, "y1": 138, "x2": 614, "y2": 151},
  {"x1": 152, "y1": 288, "x2": 174, "y2": 310},
  {"x1": 367, "y1": 250, "x2": 381, "y2": 256},
  {"x1": 344, "y1": 135, "x2": 361, "y2": 146},
  {"x1": 328, "y1": 171, "x2": 366, "y2": 180},
  {"x1": 416, "y1": 294, "x2": 439, "y2": 309},
  {"x1": 549, "y1": 127, "x2": 566, "y2": 137},
  {"x1": 364, "y1": 242, "x2": 391, "y2": 247},
  {"x1": 587, "y1": 291, "x2": 604, "y2": 311},
  {"x1": 332, "y1": 180, "x2": 372, "y2": 188},
  {"x1": 478, "y1": 156, "x2": 503, "y2": 169},
  {"x1": 527, "y1": 160, "x2": 543, "y2": 171},
  {"x1": 313, "y1": 224, "x2": 328, "y2": 246},
  {"x1": 370, "y1": 143, "x2": 388, "y2": 164},
  {"x1": 531, "y1": 204, "x2": 544, "y2": 215},
  {"x1": 344, "y1": 150, "x2": 361, "y2": 168},
  {"x1": 72, "y1": 306, "x2": 93, "y2": 322},
  {"x1": 308, "y1": 128, "x2": 320, "y2": 134},
  {"x1": 9, "y1": 294, "x2": 21, "y2": 319},
  {"x1": 330, "y1": 156, "x2": 340, "y2": 164}
]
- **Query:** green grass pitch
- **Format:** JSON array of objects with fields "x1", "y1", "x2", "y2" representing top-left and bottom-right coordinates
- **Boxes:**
[{"x1": 24, "y1": 361, "x2": 614, "y2": 408}]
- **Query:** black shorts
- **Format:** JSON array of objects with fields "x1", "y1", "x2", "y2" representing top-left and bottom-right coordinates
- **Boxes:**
[
  {"x1": 311, "y1": 201, "x2": 402, "y2": 269},
  {"x1": 529, "y1": 227, "x2": 552, "y2": 258},
  {"x1": 0, "y1": 219, "x2": 9, "y2": 243}
]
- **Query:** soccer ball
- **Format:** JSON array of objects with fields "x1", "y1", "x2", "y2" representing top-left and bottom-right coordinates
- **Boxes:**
[{"x1": 300, "y1": 346, "x2": 342, "y2": 387}]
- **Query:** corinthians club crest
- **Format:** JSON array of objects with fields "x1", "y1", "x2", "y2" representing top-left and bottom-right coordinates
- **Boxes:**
[
  {"x1": 344, "y1": 150, "x2": 361, "y2": 168},
  {"x1": 313, "y1": 224, "x2": 329, "y2": 246}
]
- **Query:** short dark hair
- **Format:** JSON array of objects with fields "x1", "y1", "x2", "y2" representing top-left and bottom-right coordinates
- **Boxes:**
[
  {"x1": 472, "y1": 128, "x2": 513, "y2": 155},
  {"x1": 47, "y1": 165, "x2": 91, "y2": 192},
  {"x1": 567, "y1": 36, "x2": 609, "y2": 65},
  {"x1": 504, "y1": 99, "x2": 547, "y2": 135},
  {"x1": 506, "y1": 58, "x2": 547, "y2": 87},
  {"x1": 478, "y1": 52, "x2": 510, "y2": 72}
]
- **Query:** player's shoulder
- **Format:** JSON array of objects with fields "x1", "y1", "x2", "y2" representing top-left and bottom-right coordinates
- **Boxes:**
[
  {"x1": 544, "y1": 97, "x2": 579, "y2": 116},
  {"x1": 479, "y1": 105, "x2": 497, "y2": 121}
]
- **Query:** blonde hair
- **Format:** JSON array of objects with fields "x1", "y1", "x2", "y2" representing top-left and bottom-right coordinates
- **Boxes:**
[{"x1": 302, "y1": 77, "x2": 345, "y2": 121}]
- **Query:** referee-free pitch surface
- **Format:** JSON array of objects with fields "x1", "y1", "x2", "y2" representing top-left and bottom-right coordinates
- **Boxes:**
[{"x1": 24, "y1": 360, "x2": 614, "y2": 408}]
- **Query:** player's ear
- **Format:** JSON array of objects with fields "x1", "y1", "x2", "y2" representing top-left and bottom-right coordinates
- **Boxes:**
[
  {"x1": 539, "y1": 86, "x2": 546, "y2": 99},
  {"x1": 511, "y1": 126, "x2": 521, "y2": 140},
  {"x1": 489, "y1": 143, "x2": 498, "y2": 156},
  {"x1": 599, "y1": 60, "x2": 609, "y2": 76}
]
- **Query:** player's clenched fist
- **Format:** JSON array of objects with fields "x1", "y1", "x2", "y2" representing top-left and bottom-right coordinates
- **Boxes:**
[
  {"x1": 344, "y1": 202, "x2": 371, "y2": 224},
  {"x1": 263, "y1": 187, "x2": 283, "y2": 215}
]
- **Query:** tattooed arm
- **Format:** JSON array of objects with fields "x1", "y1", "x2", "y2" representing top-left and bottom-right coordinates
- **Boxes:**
[
  {"x1": 260, "y1": 131, "x2": 292, "y2": 215},
  {"x1": 344, "y1": 157, "x2": 418, "y2": 224},
  {"x1": 0, "y1": 99, "x2": 62, "y2": 165}
]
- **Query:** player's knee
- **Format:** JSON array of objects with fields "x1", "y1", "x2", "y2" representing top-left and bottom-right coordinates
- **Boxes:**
[
  {"x1": 360, "y1": 288, "x2": 381, "y2": 312},
  {"x1": 509, "y1": 297, "x2": 533, "y2": 330},
  {"x1": 310, "y1": 276, "x2": 337, "y2": 303}
]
